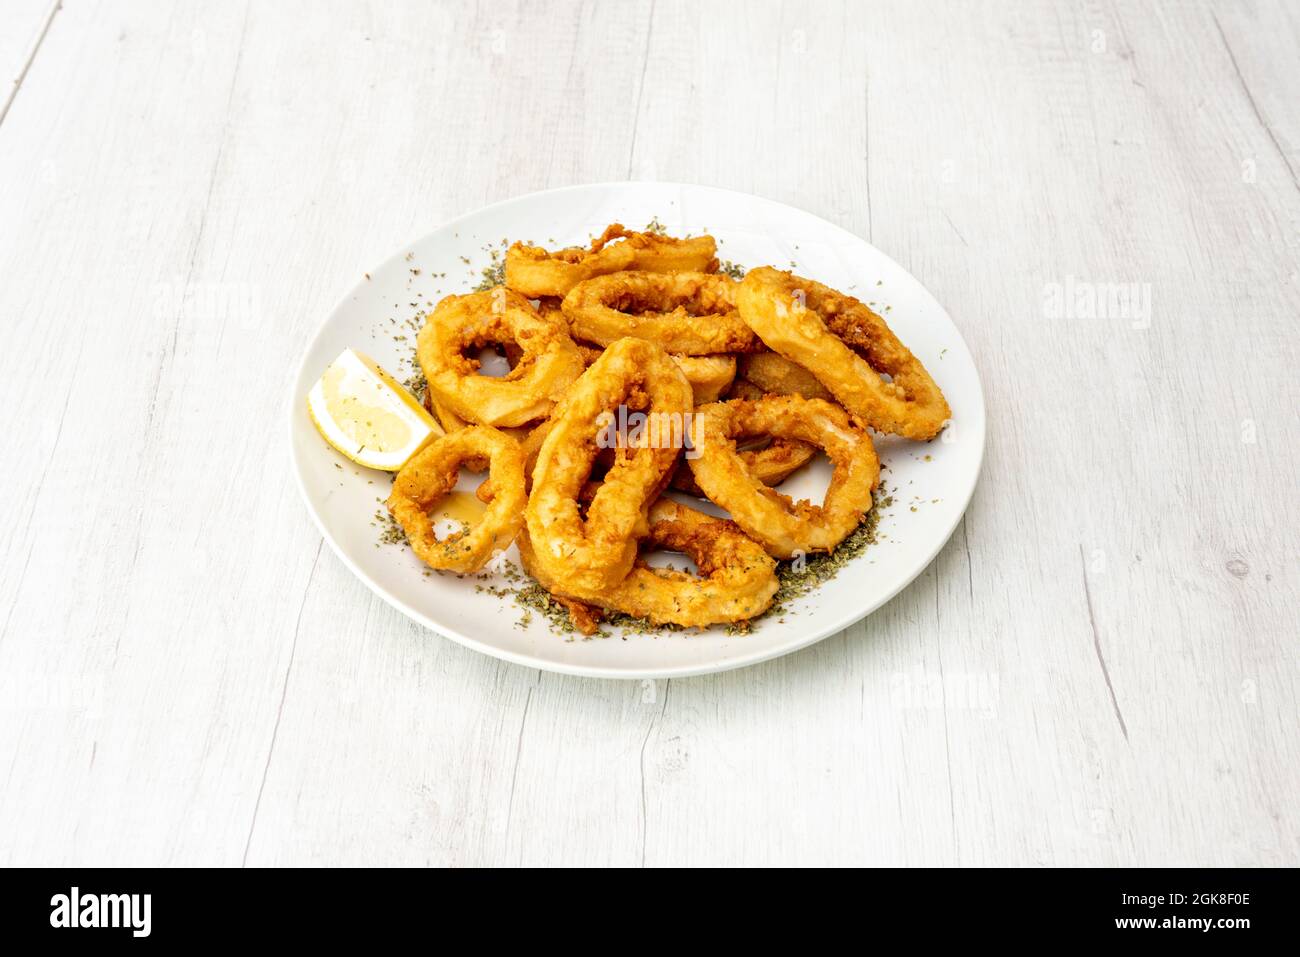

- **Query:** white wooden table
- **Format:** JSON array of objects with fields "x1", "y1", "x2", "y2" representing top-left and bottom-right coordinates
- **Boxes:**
[{"x1": 1, "y1": 0, "x2": 1296, "y2": 867}]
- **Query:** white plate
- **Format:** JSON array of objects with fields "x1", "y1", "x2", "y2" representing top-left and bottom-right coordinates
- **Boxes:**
[{"x1": 289, "y1": 183, "x2": 985, "y2": 679}]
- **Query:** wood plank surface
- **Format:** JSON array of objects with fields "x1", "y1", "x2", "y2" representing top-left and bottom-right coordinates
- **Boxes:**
[{"x1": 0, "y1": 0, "x2": 1295, "y2": 867}]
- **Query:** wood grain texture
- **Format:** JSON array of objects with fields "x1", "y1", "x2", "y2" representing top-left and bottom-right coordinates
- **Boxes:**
[
  {"x1": 0, "y1": 0, "x2": 1295, "y2": 867},
  {"x1": 0, "y1": 0, "x2": 59, "y2": 125}
]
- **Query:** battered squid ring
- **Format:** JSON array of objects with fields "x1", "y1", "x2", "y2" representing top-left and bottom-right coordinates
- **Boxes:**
[
  {"x1": 422, "y1": 384, "x2": 539, "y2": 447},
  {"x1": 737, "y1": 350, "x2": 834, "y2": 402},
  {"x1": 673, "y1": 354, "x2": 737, "y2": 404},
  {"x1": 678, "y1": 377, "x2": 819, "y2": 495},
  {"x1": 387, "y1": 426, "x2": 526, "y2": 574},
  {"x1": 517, "y1": 499, "x2": 777, "y2": 628},
  {"x1": 505, "y1": 223, "x2": 719, "y2": 298},
  {"x1": 485, "y1": 401, "x2": 809, "y2": 501},
  {"x1": 670, "y1": 435, "x2": 815, "y2": 497},
  {"x1": 562, "y1": 271, "x2": 757, "y2": 354},
  {"x1": 475, "y1": 416, "x2": 553, "y2": 503},
  {"x1": 574, "y1": 341, "x2": 736, "y2": 405},
  {"x1": 687, "y1": 395, "x2": 880, "y2": 558},
  {"x1": 525, "y1": 337, "x2": 693, "y2": 594},
  {"x1": 418, "y1": 287, "x2": 584, "y2": 428},
  {"x1": 737, "y1": 267, "x2": 950, "y2": 440}
]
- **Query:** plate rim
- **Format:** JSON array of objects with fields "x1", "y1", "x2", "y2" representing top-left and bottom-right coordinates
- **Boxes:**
[{"x1": 288, "y1": 180, "x2": 986, "y2": 679}]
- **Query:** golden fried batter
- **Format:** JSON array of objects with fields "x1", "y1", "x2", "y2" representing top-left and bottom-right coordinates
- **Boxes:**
[{"x1": 505, "y1": 224, "x2": 718, "y2": 298}]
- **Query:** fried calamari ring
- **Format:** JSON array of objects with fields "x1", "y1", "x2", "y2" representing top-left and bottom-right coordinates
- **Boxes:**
[
  {"x1": 688, "y1": 395, "x2": 880, "y2": 558},
  {"x1": 517, "y1": 499, "x2": 777, "y2": 628},
  {"x1": 493, "y1": 398, "x2": 806, "y2": 500},
  {"x1": 675, "y1": 354, "x2": 737, "y2": 404},
  {"x1": 737, "y1": 351, "x2": 834, "y2": 402},
  {"x1": 563, "y1": 271, "x2": 757, "y2": 354},
  {"x1": 422, "y1": 371, "x2": 541, "y2": 452},
  {"x1": 418, "y1": 287, "x2": 584, "y2": 428},
  {"x1": 387, "y1": 426, "x2": 525, "y2": 573},
  {"x1": 670, "y1": 435, "x2": 815, "y2": 497},
  {"x1": 737, "y1": 267, "x2": 950, "y2": 440},
  {"x1": 506, "y1": 224, "x2": 719, "y2": 298},
  {"x1": 575, "y1": 341, "x2": 735, "y2": 406},
  {"x1": 503, "y1": 348, "x2": 777, "y2": 500},
  {"x1": 426, "y1": 390, "x2": 469, "y2": 433},
  {"x1": 473, "y1": 414, "x2": 556, "y2": 503},
  {"x1": 525, "y1": 337, "x2": 693, "y2": 593}
]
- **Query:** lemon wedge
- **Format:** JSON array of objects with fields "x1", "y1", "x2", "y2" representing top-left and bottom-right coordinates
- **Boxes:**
[{"x1": 307, "y1": 348, "x2": 442, "y2": 470}]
